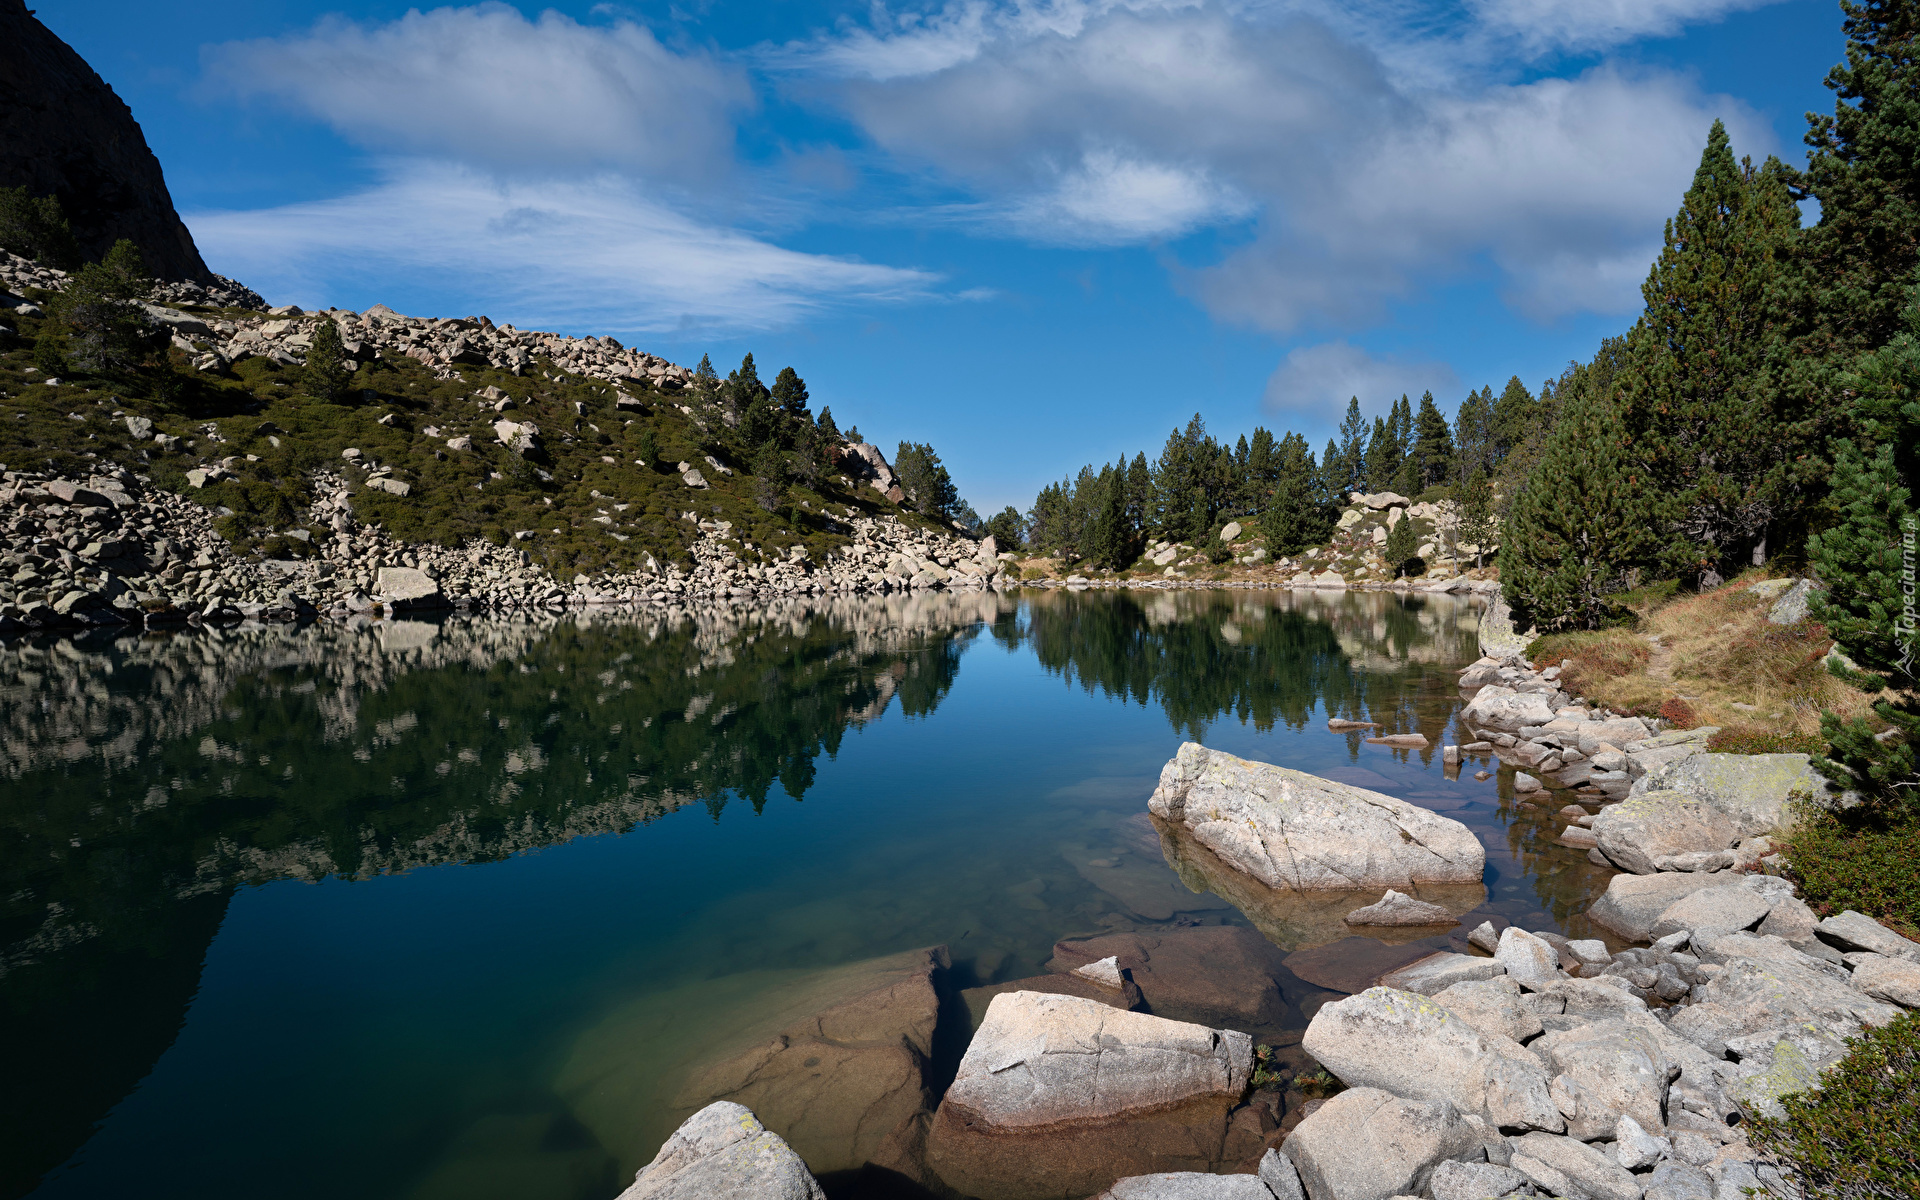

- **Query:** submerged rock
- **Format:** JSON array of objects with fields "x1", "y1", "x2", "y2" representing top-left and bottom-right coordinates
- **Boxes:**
[
  {"x1": 1095, "y1": 1173, "x2": 1280, "y2": 1199},
  {"x1": 925, "y1": 991, "x2": 1253, "y2": 1200},
  {"x1": 1343, "y1": 889, "x2": 1457, "y2": 927},
  {"x1": 1147, "y1": 743, "x2": 1484, "y2": 890},
  {"x1": 620, "y1": 1101, "x2": 825, "y2": 1200},
  {"x1": 560, "y1": 945, "x2": 949, "y2": 1184},
  {"x1": 1047, "y1": 926, "x2": 1293, "y2": 1032}
]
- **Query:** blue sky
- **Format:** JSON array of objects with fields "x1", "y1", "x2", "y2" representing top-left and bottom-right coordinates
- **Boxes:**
[{"x1": 45, "y1": 0, "x2": 1844, "y2": 513}]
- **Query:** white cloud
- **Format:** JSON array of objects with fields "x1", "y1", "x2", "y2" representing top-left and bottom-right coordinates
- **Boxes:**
[
  {"x1": 1262, "y1": 341, "x2": 1460, "y2": 416},
  {"x1": 202, "y1": 3, "x2": 750, "y2": 181},
  {"x1": 1469, "y1": 0, "x2": 1786, "y2": 55},
  {"x1": 1012, "y1": 146, "x2": 1253, "y2": 241},
  {"x1": 789, "y1": 2, "x2": 1773, "y2": 327},
  {"x1": 186, "y1": 162, "x2": 940, "y2": 334}
]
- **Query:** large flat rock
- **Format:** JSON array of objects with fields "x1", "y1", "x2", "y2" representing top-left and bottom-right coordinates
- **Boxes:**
[
  {"x1": 1153, "y1": 816, "x2": 1486, "y2": 951},
  {"x1": 1302, "y1": 987, "x2": 1563, "y2": 1132},
  {"x1": 1282, "y1": 1087, "x2": 1481, "y2": 1200},
  {"x1": 1147, "y1": 744, "x2": 1484, "y2": 891},
  {"x1": 1597, "y1": 753, "x2": 1828, "y2": 872},
  {"x1": 1584, "y1": 871, "x2": 1746, "y2": 941},
  {"x1": 925, "y1": 992, "x2": 1252, "y2": 1200}
]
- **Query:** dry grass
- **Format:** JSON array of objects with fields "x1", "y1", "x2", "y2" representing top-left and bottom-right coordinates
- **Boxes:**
[{"x1": 1530, "y1": 573, "x2": 1880, "y2": 737}]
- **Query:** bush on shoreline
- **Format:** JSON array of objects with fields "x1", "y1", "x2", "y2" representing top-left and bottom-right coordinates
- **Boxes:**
[
  {"x1": 1747, "y1": 1011, "x2": 1920, "y2": 1198},
  {"x1": 1783, "y1": 810, "x2": 1920, "y2": 939}
]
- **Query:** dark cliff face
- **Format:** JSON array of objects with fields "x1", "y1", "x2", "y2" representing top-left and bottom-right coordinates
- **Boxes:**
[{"x1": 0, "y1": 0, "x2": 212, "y2": 282}]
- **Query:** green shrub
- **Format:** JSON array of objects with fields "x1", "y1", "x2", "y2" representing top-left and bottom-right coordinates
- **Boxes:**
[
  {"x1": 1784, "y1": 811, "x2": 1920, "y2": 938},
  {"x1": 1746, "y1": 1011, "x2": 1920, "y2": 1198}
]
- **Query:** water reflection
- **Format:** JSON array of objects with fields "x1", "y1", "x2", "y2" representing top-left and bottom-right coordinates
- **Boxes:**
[{"x1": 2, "y1": 586, "x2": 1621, "y2": 1200}]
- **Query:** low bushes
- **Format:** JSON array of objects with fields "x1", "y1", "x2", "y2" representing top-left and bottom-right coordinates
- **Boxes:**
[
  {"x1": 1747, "y1": 1011, "x2": 1920, "y2": 1198},
  {"x1": 1783, "y1": 811, "x2": 1920, "y2": 938}
]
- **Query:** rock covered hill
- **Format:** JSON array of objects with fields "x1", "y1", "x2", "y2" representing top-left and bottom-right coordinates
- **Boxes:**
[{"x1": 0, "y1": 248, "x2": 1010, "y2": 629}]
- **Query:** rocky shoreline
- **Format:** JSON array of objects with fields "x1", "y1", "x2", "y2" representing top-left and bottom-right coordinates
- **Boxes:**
[
  {"x1": 0, "y1": 465, "x2": 1025, "y2": 633},
  {"x1": 603, "y1": 666, "x2": 1906, "y2": 1200}
]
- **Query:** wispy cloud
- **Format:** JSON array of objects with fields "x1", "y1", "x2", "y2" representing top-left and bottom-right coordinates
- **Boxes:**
[
  {"x1": 186, "y1": 162, "x2": 941, "y2": 334},
  {"x1": 1263, "y1": 341, "x2": 1461, "y2": 416},
  {"x1": 202, "y1": 2, "x2": 750, "y2": 183}
]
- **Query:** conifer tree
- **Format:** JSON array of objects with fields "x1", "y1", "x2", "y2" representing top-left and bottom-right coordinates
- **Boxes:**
[
  {"x1": 1259, "y1": 433, "x2": 1328, "y2": 555},
  {"x1": 1498, "y1": 381, "x2": 1655, "y2": 630},
  {"x1": 1806, "y1": 283, "x2": 1920, "y2": 812},
  {"x1": 815, "y1": 406, "x2": 840, "y2": 442},
  {"x1": 772, "y1": 366, "x2": 810, "y2": 419},
  {"x1": 1625, "y1": 121, "x2": 1798, "y2": 583},
  {"x1": 303, "y1": 317, "x2": 352, "y2": 402},
  {"x1": 55, "y1": 239, "x2": 153, "y2": 376},
  {"x1": 1455, "y1": 386, "x2": 1497, "y2": 480},
  {"x1": 1092, "y1": 466, "x2": 1132, "y2": 569},
  {"x1": 1456, "y1": 470, "x2": 1498, "y2": 568},
  {"x1": 1411, "y1": 391, "x2": 1455, "y2": 491},
  {"x1": 985, "y1": 506, "x2": 1026, "y2": 550},
  {"x1": 895, "y1": 441, "x2": 960, "y2": 519},
  {"x1": 1491, "y1": 376, "x2": 1537, "y2": 463},
  {"x1": 0, "y1": 186, "x2": 77, "y2": 267},
  {"x1": 1364, "y1": 414, "x2": 1397, "y2": 492},
  {"x1": 1383, "y1": 509, "x2": 1417, "y2": 576},
  {"x1": 1126, "y1": 453, "x2": 1150, "y2": 534},
  {"x1": 634, "y1": 424, "x2": 660, "y2": 467},
  {"x1": 1333, "y1": 397, "x2": 1369, "y2": 499}
]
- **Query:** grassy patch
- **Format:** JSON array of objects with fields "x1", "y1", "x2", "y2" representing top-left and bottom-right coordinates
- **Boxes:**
[
  {"x1": 1746, "y1": 1011, "x2": 1920, "y2": 1197},
  {"x1": 1708, "y1": 726, "x2": 1828, "y2": 756},
  {"x1": 1783, "y1": 810, "x2": 1920, "y2": 938}
]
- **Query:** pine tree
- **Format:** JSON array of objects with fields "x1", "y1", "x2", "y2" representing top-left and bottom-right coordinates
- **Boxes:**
[
  {"x1": 55, "y1": 240, "x2": 153, "y2": 376},
  {"x1": 985, "y1": 506, "x2": 1026, "y2": 550},
  {"x1": 1364, "y1": 414, "x2": 1397, "y2": 492},
  {"x1": 1456, "y1": 470, "x2": 1498, "y2": 568},
  {"x1": 693, "y1": 354, "x2": 719, "y2": 391},
  {"x1": 772, "y1": 366, "x2": 810, "y2": 419},
  {"x1": 1769, "y1": 2, "x2": 1920, "y2": 543},
  {"x1": 1491, "y1": 376, "x2": 1537, "y2": 464},
  {"x1": 303, "y1": 317, "x2": 352, "y2": 402},
  {"x1": 634, "y1": 424, "x2": 660, "y2": 467},
  {"x1": 0, "y1": 186, "x2": 77, "y2": 267},
  {"x1": 1625, "y1": 121, "x2": 1798, "y2": 583},
  {"x1": 751, "y1": 443, "x2": 789, "y2": 514},
  {"x1": 1259, "y1": 433, "x2": 1327, "y2": 555},
  {"x1": 895, "y1": 441, "x2": 960, "y2": 519},
  {"x1": 1126, "y1": 452, "x2": 1150, "y2": 534},
  {"x1": 815, "y1": 406, "x2": 840, "y2": 442},
  {"x1": 740, "y1": 395, "x2": 781, "y2": 448},
  {"x1": 1455, "y1": 386, "x2": 1497, "y2": 480},
  {"x1": 1334, "y1": 397, "x2": 1369, "y2": 499},
  {"x1": 1498, "y1": 381, "x2": 1655, "y2": 631},
  {"x1": 1805, "y1": 283, "x2": 1920, "y2": 813},
  {"x1": 1411, "y1": 390, "x2": 1455, "y2": 492},
  {"x1": 1383, "y1": 509, "x2": 1417, "y2": 577},
  {"x1": 1092, "y1": 465, "x2": 1132, "y2": 569}
]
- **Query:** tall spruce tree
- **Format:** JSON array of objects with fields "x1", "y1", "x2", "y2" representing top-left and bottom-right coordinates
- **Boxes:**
[
  {"x1": 1383, "y1": 510, "x2": 1417, "y2": 577},
  {"x1": 1454, "y1": 386, "x2": 1496, "y2": 480},
  {"x1": 1457, "y1": 470, "x2": 1498, "y2": 568},
  {"x1": 1624, "y1": 121, "x2": 1799, "y2": 584},
  {"x1": 1092, "y1": 465, "x2": 1132, "y2": 569},
  {"x1": 1387, "y1": 394, "x2": 1420, "y2": 496},
  {"x1": 1333, "y1": 397, "x2": 1369, "y2": 499},
  {"x1": 1260, "y1": 432, "x2": 1326, "y2": 554},
  {"x1": 1498, "y1": 376, "x2": 1655, "y2": 631},
  {"x1": 1364, "y1": 413, "x2": 1397, "y2": 492},
  {"x1": 1411, "y1": 391, "x2": 1455, "y2": 492}
]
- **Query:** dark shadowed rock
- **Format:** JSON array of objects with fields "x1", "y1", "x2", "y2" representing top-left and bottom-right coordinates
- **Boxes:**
[
  {"x1": 0, "y1": 0, "x2": 211, "y2": 280},
  {"x1": 962, "y1": 970, "x2": 1146, "y2": 1028}
]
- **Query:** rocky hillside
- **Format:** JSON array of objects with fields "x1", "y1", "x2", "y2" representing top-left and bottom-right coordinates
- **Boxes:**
[
  {"x1": 0, "y1": 1, "x2": 211, "y2": 281},
  {"x1": 0, "y1": 249, "x2": 1015, "y2": 631}
]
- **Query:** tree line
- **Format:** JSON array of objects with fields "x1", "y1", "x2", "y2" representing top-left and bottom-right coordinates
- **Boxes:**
[
  {"x1": 1007, "y1": 381, "x2": 1552, "y2": 570},
  {"x1": 1496, "y1": 2, "x2": 1917, "y2": 806}
]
